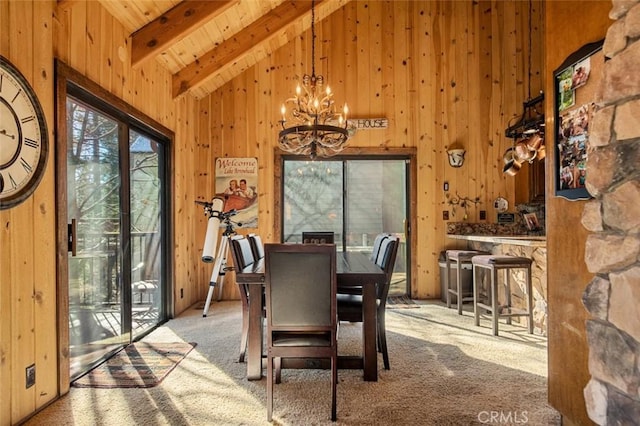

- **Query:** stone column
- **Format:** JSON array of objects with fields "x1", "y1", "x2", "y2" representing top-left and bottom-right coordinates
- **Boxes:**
[{"x1": 581, "y1": 1, "x2": 640, "y2": 423}]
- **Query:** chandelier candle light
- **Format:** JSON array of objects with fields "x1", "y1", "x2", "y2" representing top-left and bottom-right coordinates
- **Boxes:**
[{"x1": 278, "y1": 0, "x2": 353, "y2": 159}]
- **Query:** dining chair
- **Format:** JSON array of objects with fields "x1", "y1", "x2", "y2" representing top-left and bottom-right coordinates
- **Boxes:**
[
  {"x1": 337, "y1": 235, "x2": 399, "y2": 370},
  {"x1": 370, "y1": 233, "x2": 391, "y2": 263},
  {"x1": 229, "y1": 235, "x2": 257, "y2": 362},
  {"x1": 302, "y1": 231, "x2": 335, "y2": 244},
  {"x1": 247, "y1": 233, "x2": 265, "y2": 260},
  {"x1": 264, "y1": 243, "x2": 338, "y2": 422}
]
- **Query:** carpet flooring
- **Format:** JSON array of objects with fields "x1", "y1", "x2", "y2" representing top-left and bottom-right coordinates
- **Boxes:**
[{"x1": 26, "y1": 300, "x2": 560, "y2": 425}]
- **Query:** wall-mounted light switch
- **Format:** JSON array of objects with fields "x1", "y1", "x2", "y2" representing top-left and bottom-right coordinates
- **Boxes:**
[
  {"x1": 480, "y1": 210, "x2": 487, "y2": 220},
  {"x1": 443, "y1": 210, "x2": 449, "y2": 220},
  {"x1": 443, "y1": 181, "x2": 449, "y2": 192}
]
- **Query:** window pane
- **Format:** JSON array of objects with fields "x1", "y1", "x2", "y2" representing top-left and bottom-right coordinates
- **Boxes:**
[{"x1": 283, "y1": 160, "x2": 343, "y2": 246}]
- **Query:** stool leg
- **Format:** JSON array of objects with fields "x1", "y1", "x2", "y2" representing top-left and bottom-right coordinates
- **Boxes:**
[
  {"x1": 505, "y1": 268, "x2": 512, "y2": 325},
  {"x1": 527, "y1": 264, "x2": 534, "y2": 334},
  {"x1": 491, "y1": 267, "x2": 499, "y2": 336},
  {"x1": 456, "y1": 258, "x2": 463, "y2": 315},
  {"x1": 473, "y1": 264, "x2": 480, "y2": 327},
  {"x1": 446, "y1": 255, "x2": 452, "y2": 309}
]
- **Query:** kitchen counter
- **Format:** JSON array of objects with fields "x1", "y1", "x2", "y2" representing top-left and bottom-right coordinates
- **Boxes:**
[{"x1": 447, "y1": 234, "x2": 546, "y2": 247}]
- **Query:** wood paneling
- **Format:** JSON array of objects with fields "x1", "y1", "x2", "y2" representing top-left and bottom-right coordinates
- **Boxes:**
[
  {"x1": 544, "y1": 2, "x2": 611, "y2": 424},
  {"x1": 194, "y1": 1, "x2": 544, "y2": 299},
  {"x1": 2, "y1": 1, "x2": 563, "y2": 424}
]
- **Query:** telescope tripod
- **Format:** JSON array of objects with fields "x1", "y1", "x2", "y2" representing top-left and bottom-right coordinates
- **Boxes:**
[
  {"x1": 202, "y1": 220, "x2": 237, "y2": 317},
  {"x1": 197, "y1": 198, "x2": 241, "y2": 318}
]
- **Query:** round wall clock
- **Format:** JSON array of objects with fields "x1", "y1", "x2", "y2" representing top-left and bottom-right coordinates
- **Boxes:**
[{"x1": 0, "y1": 55, "x2": 48, "y2": 209}]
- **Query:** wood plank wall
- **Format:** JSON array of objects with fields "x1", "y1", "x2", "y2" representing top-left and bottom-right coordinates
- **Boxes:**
[
  {"x1": 544, "y1": 2, "x2": 612, "y2": 425},
  {"x1": 1, "y1": 1, "x2": 548, "y2": 424},
  {"x1": 1, "y1": 1, "x2": 194, "y2": 423},
  {"x1": 194, "y1": 1, "x2": 544, "y2": 301}
]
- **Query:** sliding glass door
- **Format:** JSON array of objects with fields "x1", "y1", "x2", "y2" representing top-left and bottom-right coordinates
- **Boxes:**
[
  {"x1": 282, "y1": 157, "x2": 409, "y2": 296},
  {"x1": 66, "y1": 92, "x2": 169, "y2": 380}
]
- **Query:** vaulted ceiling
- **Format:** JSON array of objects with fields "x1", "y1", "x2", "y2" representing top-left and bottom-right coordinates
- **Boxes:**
[{"x1": 94, "y1": 0, "x2": 349, "y2": 99}]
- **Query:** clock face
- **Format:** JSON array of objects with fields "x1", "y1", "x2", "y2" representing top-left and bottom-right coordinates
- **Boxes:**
[{"x1": 0, "y1": 56, "x2": 48, "y2": 209}]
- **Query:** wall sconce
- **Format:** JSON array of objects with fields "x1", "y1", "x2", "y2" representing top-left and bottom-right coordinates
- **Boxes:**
[{"x1": 447, "y1": 148, "x2": 466, "y2": 168}]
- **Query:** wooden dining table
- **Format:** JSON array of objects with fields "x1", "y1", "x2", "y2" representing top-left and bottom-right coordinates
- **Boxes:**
[{"x1": 236, "y1": 250, "x2": 384, "y2": 382}]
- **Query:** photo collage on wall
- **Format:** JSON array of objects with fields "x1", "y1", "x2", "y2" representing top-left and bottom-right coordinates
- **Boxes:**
[{"x1": 555, "y1": 52, "x2": 596, "y2": 194}]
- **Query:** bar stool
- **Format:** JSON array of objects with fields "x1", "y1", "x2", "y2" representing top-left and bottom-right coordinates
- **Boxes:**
[
  {"x1": 471, "y1": 255, "x2": 534, "y2": 336},
  {"x1": 445, "y1": 250, "x2": 487, "y2": 315}
]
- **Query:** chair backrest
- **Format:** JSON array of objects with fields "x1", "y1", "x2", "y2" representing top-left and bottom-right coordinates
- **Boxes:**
[
  {"x1": 247, "y1": 233, "x2": 265, "y2": 260},
  {"x1": 264, "y1": 243, "x2": 336, "y2": 329},
  {"x1": 302, "y1": 231, "x2": 335, "y2": 244},
  {"x1": 230, "y1": 235, "x2": 255, "y2": 271},
  {"x1": 370, "y1": 233, "x2": 391, "y2": 263},
  {"x1": 375, "y1": 236, "x2": 400, "y2": 301}
]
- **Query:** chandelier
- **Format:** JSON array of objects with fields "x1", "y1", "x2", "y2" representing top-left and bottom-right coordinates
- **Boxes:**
[{"x1": 278, "y1": 0, "x2": 352, "y2": 160}]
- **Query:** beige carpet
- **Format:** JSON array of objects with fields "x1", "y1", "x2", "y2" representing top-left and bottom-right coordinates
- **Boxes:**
[{"x1": 26, "y1": 300, "x2": 560, "y2": 425}]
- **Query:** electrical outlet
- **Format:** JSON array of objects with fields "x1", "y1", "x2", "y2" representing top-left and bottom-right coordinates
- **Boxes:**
[
  {"x1": 443, "y1": 210, "x2": 449, "y2": 220},
  {"x1": 180, "y1": 288, "x2": 184, "y2": 299},
  {"x1": 480, "y1": 210, "x2": 487, "y2": 220},
  {"x1": 26, "y1": 364, "x2": 35, "y2": 388}
]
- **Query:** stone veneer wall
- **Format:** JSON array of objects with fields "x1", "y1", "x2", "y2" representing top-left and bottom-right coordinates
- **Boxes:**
[{"x1": 580, "y1": 1, "x2": 640, "y2": 424}]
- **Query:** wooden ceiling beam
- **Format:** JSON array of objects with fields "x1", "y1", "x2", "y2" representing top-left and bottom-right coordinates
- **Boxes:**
[
  {"x1": 172, "y1": 0, "x2": 322, "y2": 98},
  {"x1": 131, "y1": 0, "x2": 237, "y2": 68}
]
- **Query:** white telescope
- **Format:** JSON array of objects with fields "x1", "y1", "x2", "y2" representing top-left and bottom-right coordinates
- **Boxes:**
[{"x1": 202, "y1": 197, "x2": 225, "y2": 262}]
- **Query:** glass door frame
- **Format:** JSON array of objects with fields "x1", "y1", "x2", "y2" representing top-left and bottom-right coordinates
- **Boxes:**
[
  {"x1": 55, "y1": 61, "x2": 174, "y2": 391},
  {"x1": 274, "y1": 147, "x2": 417, "y2": 297}
]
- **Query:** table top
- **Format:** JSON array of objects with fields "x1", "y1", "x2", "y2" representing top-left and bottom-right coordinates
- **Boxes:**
[{"x1": 236, "y1": 250, "x2": 384, "y2": 286}]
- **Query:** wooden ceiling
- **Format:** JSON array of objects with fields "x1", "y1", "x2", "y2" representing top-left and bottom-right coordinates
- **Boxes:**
[{"x1": 95, "y1": 0, "x2": 349, "y2": 99}]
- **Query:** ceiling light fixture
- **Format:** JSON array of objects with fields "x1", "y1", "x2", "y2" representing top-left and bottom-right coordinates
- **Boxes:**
[{"x1": 278, "y1": 0, "x2": 353, "y2": 160}]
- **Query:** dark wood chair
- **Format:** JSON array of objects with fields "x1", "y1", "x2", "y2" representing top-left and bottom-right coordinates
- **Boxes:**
[
  {"x1": 337, "y1": 236, "x2": 399, "y2": 370},
  {"x1": 370, "y1": 233, "x2": 391, "y2": 263},
  {"x1": 264, "y1": 243, "x2": 338, "y2": 422},
  {"x1": 247, "y1": 233, "x2": 265, "y2": 260},
  {"x1": 302, "y1": 231, "x2": 335, "y2": 244},
  {"x1": 229, "y1": 235, "x2": 257, "y2": 362}
]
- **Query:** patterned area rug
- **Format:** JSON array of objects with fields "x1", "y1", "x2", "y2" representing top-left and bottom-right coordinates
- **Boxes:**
[
  {"x1": 73, "y1": 342, "x2": 196, "y2": 388},
  {"x1": 386, "y1": 295, "x2": 420, "y2": 309}
]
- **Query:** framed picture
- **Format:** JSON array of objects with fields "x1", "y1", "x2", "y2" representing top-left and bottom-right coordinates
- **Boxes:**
[{"x1": 553, "y1": 40, "x2": 604, "y2": 201}]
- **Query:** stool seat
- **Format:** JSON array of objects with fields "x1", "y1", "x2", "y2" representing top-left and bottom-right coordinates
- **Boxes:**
[
  {"x1": 471, "y1": 255, "x2": 532, "y2": 266},
  {"x1": 445, "y1": 250, "x2": 488, "y2": 315},
  {"x1": 471, "y1": 255, "x2": 534, "y2": 336}
]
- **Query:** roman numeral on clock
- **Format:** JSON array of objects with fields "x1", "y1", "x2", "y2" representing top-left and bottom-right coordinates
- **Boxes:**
[
  {"x1": 21, "y1": 116, "x2": 35, "y2": 124},
  {"x1": 24, "y1": 138, "x2": 39, "y2": 149},
  {"x1": 20, "y1": 157, "x2": 33, "y2": 174}
]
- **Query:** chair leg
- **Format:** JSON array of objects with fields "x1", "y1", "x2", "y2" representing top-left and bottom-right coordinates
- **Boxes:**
[
  {"x1": 239, "y1": 285, "x2": 250, "y2": 362},
  {"x1": 331, "y1": 356, "x2": 337, "y2": 421},
  {"x1": 491, "y1": 267, "x2": 499, "y2": 336},
  {"x1": 456, "y1": 258, "x2": 463, "y2": 315},
  {"x1": 445, "y1": 255, "x2": 452, "y2": 308},
  {"x1": 505, "y1": 269, "x2": 512, "y2": 325},
  {"x1": 239, "y1": 305, "x2": 249, "y2": 363},
  {"x1": 378, "y1": 311, "x2": 390, "y2": 370},
  {"x1": 473, "y1": 265, "x2": 480, "y2": 327},
  {"x1": 275, "y1": 357, "x2": 282, "y2": 384},
  {"x1": 527, "y1": 265, "x2": 534, "y2": 334},
  {"x1": 267, "y1": 354, "x2": 273, "y2": 422}
]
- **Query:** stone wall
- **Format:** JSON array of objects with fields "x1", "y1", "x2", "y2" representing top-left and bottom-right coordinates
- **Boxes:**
[{"x1": 581, "y1": 1, "x2": 640, "y2": 423}]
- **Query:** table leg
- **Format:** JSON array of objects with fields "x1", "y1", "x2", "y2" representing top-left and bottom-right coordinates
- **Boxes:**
[
  {"x1": 246, "y1": 284, "x2": 263, "y2": 380},
  {"x1": 362, "y1": 282, "x2": 378, "y2": 381}
]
